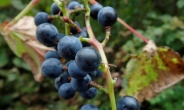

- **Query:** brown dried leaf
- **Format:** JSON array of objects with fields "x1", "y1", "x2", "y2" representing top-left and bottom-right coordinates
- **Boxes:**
[
  {"x1": 121, "y1": 41, "x2": 184, "y2": 102},
  {"x1": 1, "y1": 16, "x2": 53, "y2": 82}
]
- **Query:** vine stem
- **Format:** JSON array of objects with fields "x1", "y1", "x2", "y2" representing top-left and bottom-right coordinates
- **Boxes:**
[
  {"x1": 88, "y1": 0, "x2": 149, "y2": 44},
  {"x1": 6, "y1": 0, "x2": 41, "y2": 28},
  {"x1": 53, "y1": 0, "x2": 70, "y2": 35},
  {"x1": 117, "y1": 18, "x2": 148, "y2": 44},
  {"x1": 83, "y1": 0, "x2": 117, "y2": 110}
]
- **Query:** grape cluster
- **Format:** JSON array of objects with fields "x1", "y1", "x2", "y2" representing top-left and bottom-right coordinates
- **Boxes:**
[{"x1": 34, "y1": 0, "x2": 140, "y2": 110}]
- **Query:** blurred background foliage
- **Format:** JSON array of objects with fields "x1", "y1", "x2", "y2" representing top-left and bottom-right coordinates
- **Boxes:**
[{"x1": 1, "y1": 0, "x2": 184, "y2": 110}]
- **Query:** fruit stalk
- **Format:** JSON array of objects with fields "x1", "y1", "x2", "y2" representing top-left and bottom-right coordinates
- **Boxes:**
[
  {"x1": 117, "y1": 18, "x2": 148, "y2": 44},
  {"x1": 83, "y1": 0, "x2": 117, "y2": 110},
  {"x1": 6, "y1": 0, "x2": 41, "y2": 28},
  {"x1": 53, "y1": 0, "x2": 70, "y2": 35}
]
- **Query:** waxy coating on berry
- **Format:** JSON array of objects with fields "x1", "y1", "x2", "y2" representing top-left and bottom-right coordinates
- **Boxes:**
[
  {"x1": 71, "y1": 74, "x2": 92, "y2": 92},
  {"x1": 80, "y1": 87, "x2": 98, "y2": 99},
  {"x1": 58, "y1": 83, "x2": 76, "y2": 100},
  {"x1": 75, "y1": 47, "x2": 101, "y2": 72},
  {"x1": 34, "y1": 12, "x2": 51, "y2": 26},
  {"x1": 54, "y1": 72, "x2": 70, "y2": 90},
  {"x1": 44, "y1": 50, "x2": 60, "y2": 60},
  {"x1": 41, "y1": 58, "x2": 63, "y2": 78},
  {"x1": 97, "y1": 6, "x2": 118, "y2": 27},
  {"x1": 36, "y1": 23, "x2": 58, "y2": 47},
  {"x1": 68, "y1": 1, "x2": 81, "y2": 10},
  {"x1": 57, "y1": 36, "x2": 82, "y2": 60},
  {"x1": 51, "y1": 2, "x2": 63, "y2": 16},
  {"x1": 68, "y1": 61, "x2": 87, "y2": 79},
  {"x1": 90, "y1": 4, "x2": 103, "y2": 20},
  {"x1": 117, "y1": 96, "x2": 140, "y2": 110}
]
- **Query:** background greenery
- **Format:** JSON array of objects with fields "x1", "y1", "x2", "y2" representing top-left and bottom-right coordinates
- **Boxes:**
[{"x1": 0, "y1": 0, "x2": 184, "y2": 110}]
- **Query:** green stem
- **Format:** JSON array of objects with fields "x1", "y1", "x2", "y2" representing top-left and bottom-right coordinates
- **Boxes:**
[
  {"x1": 78, "y1": 37, "x2": 90, "y2": 42},
  {"x1": 83, "y1": 0, "x2": 117, "y2": 110},
  {"x1": 102, "y1": 27, "x2": 111, "y2": 47},
  {"x1": 53, "y1": 0, "x2": 70, "y2": 35},
  {"x1": 7, "y1": 0, "x2": 40, "y2": 28}
]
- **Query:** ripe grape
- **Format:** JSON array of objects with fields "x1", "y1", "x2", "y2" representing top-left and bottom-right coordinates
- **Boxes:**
[
  {"x1": 80, "y1": 104, "x2": 99, "y2": 110},
  {"x1": 41, "y1": 58, "x2": 63, "y2": 78},
  {"x1": 80, "y1": 87, "x2": 98, "y2": 99},
  {"x1": 117, "y1": 96, "x2": 140, "y2": 110},
  {"x1": 59, "y1": 83, "x2": 76, "y2": 100},
  {"x1": 97, "y1": 6, "x2": 117, "y2": 27},
  {"x1": 68, "y1": 1, "x2": 81, "y2": 10},
  {"x1": 54, "y1": 72, "x2": 70, "y2": 90},
  {"x1": 75, "y1": 47, "x2": 101, "y2": 72},
  {"x1": 90, "y1": 4, "x2": 103, "y2": 20},
  {"x1": 57, "y1": 36, "x2": 82, "y2": 60},
  {"x1": 44, "y1": 50, "x2": 60, "y2": 60},
  {"x1": 68, "y1": 61, "x2": 87, "y2": 79},
  {"x1": 51, "y1": 2, "x2": 63, "y2": 15},
  {"x1": 36, "y1": 23, "x2": 58, "y2": 47},
  {"x1": 34, "y1": 12, "x2": 51, "y2": 26},
  {"x1": 71, "y1": 74, "x2": 91, "y2": 92}
]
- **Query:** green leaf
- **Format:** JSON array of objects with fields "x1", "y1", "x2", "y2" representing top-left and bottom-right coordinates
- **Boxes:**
[
  {"x1": 0, "y1": 50, "x2": 9, "y2": 67},
  {"x1": 0, "y1": 0, "x2": 11, "y2": 7},
  {"x1": 177, "y1": 0, "x2": 184, "y2": 9}
]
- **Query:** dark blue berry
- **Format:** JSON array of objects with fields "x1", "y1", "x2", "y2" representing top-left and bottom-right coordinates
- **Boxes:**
[
  {"x1": 51, "y1": 2, "x2": 63, "y2": 16},
  {"x1": 57, "y1": 36, "x2": 83, "y2": 60},
  {"x1": 90, "y1": 4, "x2": 103, "y2": 20},
  {"x1": 75, "y1": 47, "x2": 101, "y2": 72},
  {"x1": 68, "y1": 61, "x2": 87, "y2": 79},
  {"x1": 54, "y1": 72, "x2": 70, "y2": 90},
  {"x1": 71, "y1": 74, "x2": 91, "y2": 92},
  {"x1": 36, "y1": 23, "x2": 58, "y2": 47},
  {"x1": 34, "y1": 12, "x2": 51, "y2": 26},
  {"x1": 80, "y1": 104, "x2": 99, "y2": 110},
  {"x1": 80, "y1": 87, "x2": 98, "y2": 99},
  {"x1": 59, "y1": 83, "x2": 76, "y2": 100},
  {"x1": 97, "y1": 6, "x2": 117, "y2": 27},
  {"x1": 44, "y1": 50, "x2": 60, "y2": 60},
  {"x1": 117, "y1": 96, "x2": 140, "y2": 110},
  {"x1": 41, "y1": 58, "x2": 62, "y2": 78},
  {"x1": 68, "y1": 1, "x2": 81, "y2": 10}
]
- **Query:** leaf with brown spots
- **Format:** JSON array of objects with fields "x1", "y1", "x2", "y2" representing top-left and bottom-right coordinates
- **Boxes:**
[
  {"x1": 121, "y1": 40, "x2": 184, "y2": 102},
  {"x1": 0, "y1": 16, "x2": 53, "y2": 82}
]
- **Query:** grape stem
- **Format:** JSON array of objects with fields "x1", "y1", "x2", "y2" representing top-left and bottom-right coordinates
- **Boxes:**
[
  {"x1": 88, "y1": 0, "x2": 149, "y2": 44},
  {"x1": 6, "y1": 0, "x2": 41, "y2": 28},
  {"x1": 117, "y1": 18, "x2": 148, "y2": 44},
  {"x1": 83, "y1": 0, "x2": 117, "y2": 110},
  {"x1": 69, "y1": 8, "x2": 86, "y2": 14},
  {"x1": 53, "y1": 0, "x2": 70, "y2": 35},
  {"x1": 62, "y1": 16, "x2": 82, "y2": 33},
  {"x1": 102, "y1": 26, "x2": 111, "y2": 47}
]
